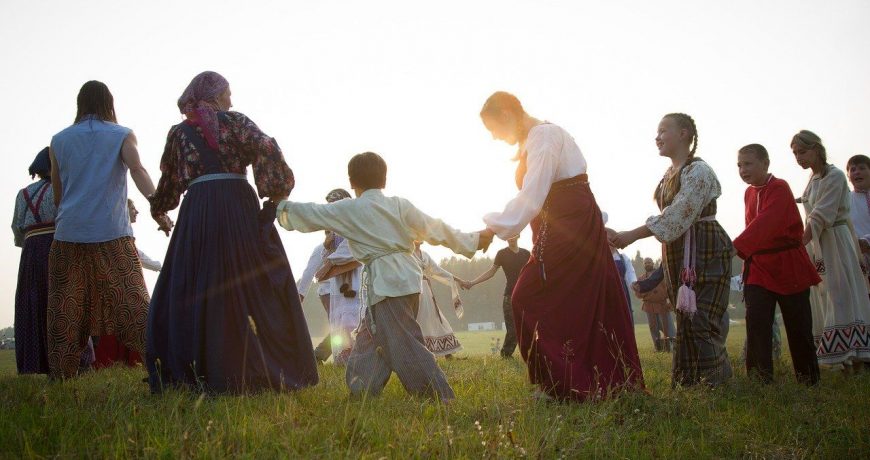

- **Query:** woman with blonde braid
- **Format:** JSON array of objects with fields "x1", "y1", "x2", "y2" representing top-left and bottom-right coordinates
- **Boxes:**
[{"x1": 611, "y1": 113, "x2": 733, "y2": 387}]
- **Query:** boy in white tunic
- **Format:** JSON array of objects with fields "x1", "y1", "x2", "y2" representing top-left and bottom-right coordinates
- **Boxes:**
[{"x1": 277, "y1": 152, "x2": 492, "y2": 401}]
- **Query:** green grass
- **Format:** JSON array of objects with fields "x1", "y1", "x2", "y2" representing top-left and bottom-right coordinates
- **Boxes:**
[{"x1": 1, "y1": 325, "x2": 868, "y2": 458}]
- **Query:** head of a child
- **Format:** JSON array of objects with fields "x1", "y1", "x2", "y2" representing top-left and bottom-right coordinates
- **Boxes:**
[
  {"x1": 847, "y1": 155, "x2": 870, "y2": 192},
  {"x1": 737, "y1": 144, "x2": 770, "y2": 187},
  {"x1": 657, "y1": 113, "x2": 698, "y2": 159},
  {"x1": 643, "y1": 257, "x2": 655, "y2": 272},
  {"x1": 127, "y1": 199, "x2": 138, "y2": 223},
  {"x1": 480, "y1": 91, "x2": 526, "y2": 146},
  {"x1": 348, "y1": 152, "x2": 387, "y2": 196}
]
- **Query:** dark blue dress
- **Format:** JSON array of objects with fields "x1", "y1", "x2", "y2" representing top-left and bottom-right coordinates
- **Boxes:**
[{"x1": 146, "y1": 117, "x2": 318, "y2": 393}]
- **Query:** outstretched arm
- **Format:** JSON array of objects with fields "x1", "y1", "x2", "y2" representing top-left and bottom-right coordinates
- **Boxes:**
[{"x1": 465, "y1": 265, "x2": 499, "y2": 289}]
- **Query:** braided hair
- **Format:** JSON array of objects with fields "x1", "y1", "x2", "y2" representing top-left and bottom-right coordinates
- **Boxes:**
[
  {"x1": 654, "y1": 113, "x2": 700, "y2": 203},
  {"x1": 664, "y1": 113, "x2": 698, "y2": 158}
]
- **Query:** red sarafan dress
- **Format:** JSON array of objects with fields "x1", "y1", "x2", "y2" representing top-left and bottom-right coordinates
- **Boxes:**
[{"x1": 484, "y1": 123, "x2": 644, "y2": 401}]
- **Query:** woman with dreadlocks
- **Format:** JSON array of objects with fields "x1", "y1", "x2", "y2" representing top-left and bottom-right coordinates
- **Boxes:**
[{"x1": 611, "y1": 113, "x2": 733, "y2": 387}]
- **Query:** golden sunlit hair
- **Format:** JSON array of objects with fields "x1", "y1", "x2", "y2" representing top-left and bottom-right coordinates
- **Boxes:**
[
  {"x1": 75, "y1": 80, "x2": 117, "y2": 124},
  {"x1": 738, "y1": 143, "x2": 769, "y2": 162},
  {"x1": 481, "y1": 91, "x2": 526, "y2": 160}
]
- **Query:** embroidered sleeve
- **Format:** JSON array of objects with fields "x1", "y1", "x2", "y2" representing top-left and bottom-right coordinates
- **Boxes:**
[
  {"x1": 150, "y1": 126, "x2": 186, "y2": 218},
  {"x1": 646, "y1": 161, "x2": 719, "y2": 243},
  {"x1": 225, "y1": 112, "x2": 294, "y2": 200}
]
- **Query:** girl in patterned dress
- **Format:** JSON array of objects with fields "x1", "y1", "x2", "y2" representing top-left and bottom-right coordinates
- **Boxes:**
[{"x1": 611, "y1": 113, "x2": 733, "y2": 387}]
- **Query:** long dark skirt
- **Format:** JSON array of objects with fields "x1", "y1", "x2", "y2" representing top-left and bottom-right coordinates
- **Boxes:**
[
  {"x1": 146, "y1": 179, "x2": 318, "y2": 393},
  {"x1": 14, "y1": 233, "x2": 53, "y2": 374},
  {"x1": 512, "y1": 176, "x2": 644, "y2": 401}
]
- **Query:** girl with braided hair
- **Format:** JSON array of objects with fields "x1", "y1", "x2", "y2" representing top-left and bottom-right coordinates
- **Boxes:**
[
  {"x1": 793, "y1": 130, "x2": 870, "y2": 370},
  {"x1": 611, "y1": 113, "x2": 733, "y2": 387}
]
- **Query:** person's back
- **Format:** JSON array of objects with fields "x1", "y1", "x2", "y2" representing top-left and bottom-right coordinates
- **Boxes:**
[{"x1": 51, "y1": 116, "x2": 132, "y2": 243}]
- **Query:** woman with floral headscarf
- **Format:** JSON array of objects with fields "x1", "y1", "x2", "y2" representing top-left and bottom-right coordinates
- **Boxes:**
[{"x1": 146, "y1": 71, "x2": 318, "y2": 393}]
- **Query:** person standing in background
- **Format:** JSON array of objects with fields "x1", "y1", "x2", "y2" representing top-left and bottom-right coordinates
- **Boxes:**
[{"x1": 462, "y1": 235, "x2": 530, "y2": 358}]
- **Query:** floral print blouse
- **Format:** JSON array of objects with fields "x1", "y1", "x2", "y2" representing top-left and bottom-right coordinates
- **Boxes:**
[
  {"x1": 150, "y1": 111, "x2": 294, "y2": 217},
  {"x1": 646, "y1": 159, "x2": 721, "y2": 244}
]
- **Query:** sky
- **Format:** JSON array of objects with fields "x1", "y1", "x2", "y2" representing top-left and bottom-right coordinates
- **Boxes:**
[{"x1": 0, "y1": 0, "x2": 868, "y2": 327}]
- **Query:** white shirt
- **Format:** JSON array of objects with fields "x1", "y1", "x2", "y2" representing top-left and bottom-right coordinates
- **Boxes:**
[
  {"x1": 850, "y1": 191, "x2": 870, "y2": 241},
  {"x1": 484, "y1": 123, "x2": 587, "y2": 239},
  {"x1": 138, "y1": 249, "x2": 162, "y2": 272},
  {"x1": 296, "y1": 243, "x2": 327, "y2": 297},
  {"x1": 614, "y1": 252, "x2": 637, "y2": 287},
  {"x1": 326, "y1": 238, "x2": 361, "y2": 295},
  {"x1": 278, "y1": 189, "x2": 478, "y2": 306}
]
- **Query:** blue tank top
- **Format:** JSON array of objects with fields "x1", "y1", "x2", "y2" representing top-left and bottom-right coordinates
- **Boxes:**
[{"x1": 50, "y1": 115, "x2": 133, "y2": 243}]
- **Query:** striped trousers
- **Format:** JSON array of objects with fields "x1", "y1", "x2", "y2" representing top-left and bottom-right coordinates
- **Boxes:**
[{"x1": 346, "y1": 294, "x2": 454, "y2": 400}]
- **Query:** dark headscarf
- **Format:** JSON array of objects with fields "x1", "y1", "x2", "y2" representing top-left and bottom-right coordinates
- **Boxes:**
[
  {"x1": 29, "y1": 147, "x2": 50, "y2": 179},
  {"x1": 177, "y1": 71, "x2": 230, "y2": 150}
]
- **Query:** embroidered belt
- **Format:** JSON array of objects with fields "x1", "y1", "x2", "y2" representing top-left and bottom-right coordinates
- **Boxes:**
[{"x1": 188, "y1": 173, "x2": 247, "y2": 187}]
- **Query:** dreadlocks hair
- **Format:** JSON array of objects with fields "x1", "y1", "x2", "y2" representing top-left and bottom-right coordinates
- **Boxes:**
[
  {"x1": 664, "y1": 113, "x2": 699, "y2": 158},
  {"x1": 75, "y1": 80, "x2": 117, "y2": 124}
]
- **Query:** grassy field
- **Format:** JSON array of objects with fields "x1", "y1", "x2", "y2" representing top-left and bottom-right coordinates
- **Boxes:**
[{"x1": 1, "y1": 325, "x2": 868, "y2": 458}]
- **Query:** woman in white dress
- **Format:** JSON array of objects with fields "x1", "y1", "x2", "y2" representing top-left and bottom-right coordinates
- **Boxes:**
[
  {"x1": 413, "y1": 242, "x2": 465, "y2": 357},
  {"x1": 793, "y1": 130, "x2": 870, "y2": 368}
]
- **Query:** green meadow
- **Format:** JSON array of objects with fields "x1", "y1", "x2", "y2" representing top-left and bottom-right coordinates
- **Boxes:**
[{"x1": 0, "y1": 325, "x2": 868, "y2": 458}]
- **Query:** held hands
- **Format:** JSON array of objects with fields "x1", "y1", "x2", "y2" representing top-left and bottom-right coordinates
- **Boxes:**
[
  {"x1": 459, "y1": 280, "x2": 474, "y2": 290},
  {"x1": 608, "y1": 229, "x2": 636, "y2": 250},
  {"x1": 154, "y1": 213, "x2": 174, "y2": 236},
  {"x1": 477, "y1": 228, "x2": 495, "y2": 252}
]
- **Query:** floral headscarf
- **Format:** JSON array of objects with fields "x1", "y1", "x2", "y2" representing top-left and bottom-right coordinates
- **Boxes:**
[{"x1": 177, "y1": 71, "x2": 229, "y2": 150}]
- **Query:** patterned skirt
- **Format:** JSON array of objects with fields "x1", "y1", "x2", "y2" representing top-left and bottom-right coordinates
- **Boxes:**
[
  {"x1": 14, "y1": 232, "x2": 53, "y2": 374},
  {"x1": 146, "y1": 178, "x2": 318, "y2": 393},
  {"x1": 662, "y1": 220, "x2": 734, "y2": 386},
  {"x1": 417, "y1": 283, "x2": 462, "y2": 357}
]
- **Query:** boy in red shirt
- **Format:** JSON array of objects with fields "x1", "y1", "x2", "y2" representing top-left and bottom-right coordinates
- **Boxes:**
[{"x1": 734, "y1": 144, "x2": 821, "y2": 384}]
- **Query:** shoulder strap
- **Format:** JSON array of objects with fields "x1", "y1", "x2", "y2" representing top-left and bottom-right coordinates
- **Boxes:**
[{"x1": 22, "y1": 181, "x2": 50, "y2": 223}]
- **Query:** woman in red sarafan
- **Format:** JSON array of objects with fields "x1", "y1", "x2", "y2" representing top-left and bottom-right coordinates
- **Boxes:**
[{"x1": 480, "y1": 91, "x2": 644, "y2": 401}]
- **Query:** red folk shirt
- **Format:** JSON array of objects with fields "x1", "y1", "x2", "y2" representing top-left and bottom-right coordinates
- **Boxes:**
[{"x1": 733, "y1": 175, "x2": 821, "y2": 295}]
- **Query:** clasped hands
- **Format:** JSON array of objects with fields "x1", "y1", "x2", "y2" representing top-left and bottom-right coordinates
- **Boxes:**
[{"x1": 606, "y1": 227, "x2": 638, "y2": 249}]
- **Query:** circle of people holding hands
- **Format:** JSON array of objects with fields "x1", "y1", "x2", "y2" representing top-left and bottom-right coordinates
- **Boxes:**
[{"x1": 10, "y1": 71, "x2": 870, "y2": 404}]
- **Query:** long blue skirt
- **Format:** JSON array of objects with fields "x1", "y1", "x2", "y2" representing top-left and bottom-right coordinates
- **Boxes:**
[
  {"x1": 146, "y1": 179, "x2": 318, "y2": 393},
  {"x1": 14, "y1": 233, "x2": 53, "y2": 374}
]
